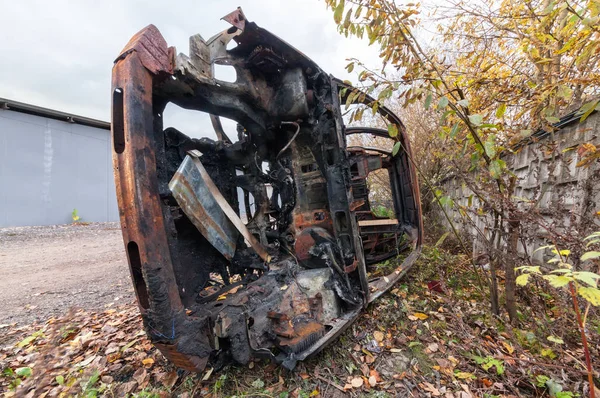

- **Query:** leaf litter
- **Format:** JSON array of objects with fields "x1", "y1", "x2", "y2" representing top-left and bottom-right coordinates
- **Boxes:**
[{"x1": 1, "y1": 245, "x2": 598, "y2": 397}]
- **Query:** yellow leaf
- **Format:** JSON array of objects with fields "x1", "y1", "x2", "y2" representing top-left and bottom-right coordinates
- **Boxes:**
[
  {"x1": 516, "y1": 273, "x2": 529, "y2": 286},
  {"x1": 578, "y1": 287, "x2": 600, "y2": 306},
  {"x1": 142, "y1": 358, "x2": 155, "y2": 367},
  {"x1": 455, "y1": 371, "x2": 475, "y2": 379},
  {"x1": 412, "y1": 312, "x2": 428, "y2": 320},
  {"x1": 373, "y1": 331, "x2": 384, "y2": 342},
  {"x1": 543, "y1": 275, "x2": 572, "y2": 288},
  {"x1": 502, "y1": 341, "x2": 514, "y2": 354},
  {"x1": 547, "y1": 335, "x2": 564, "y2": 344}
]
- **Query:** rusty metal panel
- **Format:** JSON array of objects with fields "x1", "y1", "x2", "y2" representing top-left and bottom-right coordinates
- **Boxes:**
[{"x1": 169, "y1": 154, "x2": 239, "y2": 260}]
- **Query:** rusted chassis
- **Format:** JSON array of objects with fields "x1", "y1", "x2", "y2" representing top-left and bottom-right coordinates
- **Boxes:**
[{"x1": 112, "y1": 10, "x2": 422, "y2": 372}]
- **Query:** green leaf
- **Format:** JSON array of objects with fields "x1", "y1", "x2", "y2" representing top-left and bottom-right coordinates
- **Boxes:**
[
  {"x1": 534, "y1": 244, "x2": 555, "y2": 253},
  {"x1": 547, "y1": 335, "x2": 564, "y2": 344},
  {"x1": 484, "y1": 135, "x2": 497, "y2": 158},
  {"x1": 546, "y1": 116, "x2": 561, "y2": 124},
  {"x1": 578, "y1": 286, "x2": 600, "y2": 306},
  {"x1": 424, "y1": 93, "x2": 432, "y2": 110},
  {"x1": 541, "y1": 348, "x2": 557, "y2": 359},
  {"x1": 481, "y1": 358, "x2": 504, "y2": 375},
  {"x1": 557, "y1": 85, "x2": 573, "y2": 99},
  {"x1": 392, "y1": 141, "x2": 401, "y2": 156},
  {"x1": 457, "y1": 99, "x2": 469, "y2": 107},
  {"x1": 346, "y1": 62, "x2": 354, "y2": 73},
  {"x1": 371, "y1": 101, "x2": 379, "y2": 115},
  {"x1": 56, "y1": 375, "x2": 65, "y2": 385},
  {"x1": 252, "y1": 379, "x2": 265, "y2": 389},
  {"x1": 343, "y1": 8, "x2": 352, "y2": 29},
  {"x1": 520, "y1": 129, "x2": 532, "y2": 138},
  {"x1": 468, "y1": 114, "x2": 483, "y2": 126},
  {"x1": 450, "y1": 123, "x2": 459, "y2": 138},
  {"x1": 543, "y1": 0, "x2": 555, "y2": 13},
  {"x1": 479, "y1": 123, "x2": 499, "y2": 129},
  {"x1": 550, "y1": 268, "x2": 572, "y2": 274},
  {"x1": 581, "y1": 251, "x2": 600, "y2": 261},
  {"x1": 555, "y1": 392, "x2": 575, "y2": 398},
  {"x1": 387, "y1": 123, "x2": 398, "y2": 138},
  {"x1": 579, "y1": 100, "x2": 599, "y2": 122},
  {"x1": 584, "y1": 232, "x2": 600, "y2": 241},
  {"x1": 573, "y1": 271, "x2": 600, "y2": 287},
  {"x1": 435, "y1": 232, "x2": 449, "y2": 247},
  {"x1": 437, "y1": 96, "x2": 449, "y2": 110},
  {"x1": 333, "y1": 0, "x2": 345, "y2": 24},
  {"x1": 516, "y1": 273, "x2": 530, "y2": 286},
  {"x1": 496, "y1": 103, "x2": 507, "y2": 118},
  {"x1": 536, "y1": 375, "x2": 550, "y2": 387},
  {"x1": 543, "y1": 274, "x2": 572, "y2": 288},
  {"x1": 439, "y1": 196, "x2": 454, "y2": 207},
  {"x1": 489, "y1": 159, "x2": 503, "y2": 179},
  {"x1": 15, "y1": 367, "x2": 32, "y2": 378},
  {"x1": 16, "y1": 331, "x2": 43, "y2": 348}
]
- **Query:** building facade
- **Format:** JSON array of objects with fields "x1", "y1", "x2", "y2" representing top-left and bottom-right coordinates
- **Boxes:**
[{"x1": 0, "y1": 98, "x2": 118, "y2": 227}]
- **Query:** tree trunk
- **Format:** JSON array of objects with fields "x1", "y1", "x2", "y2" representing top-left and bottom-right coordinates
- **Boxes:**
[
  {"x1": 505, "y1": 216, "x2": 519, "y2": 323},
  {"x1": 489, "y1": 213, "x2": 501, "y2": 316}
]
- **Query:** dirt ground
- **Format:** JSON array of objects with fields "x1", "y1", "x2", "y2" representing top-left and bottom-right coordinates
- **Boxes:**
[{"x1": 0, "y1": 222, "x2": 134, "y2": 326}]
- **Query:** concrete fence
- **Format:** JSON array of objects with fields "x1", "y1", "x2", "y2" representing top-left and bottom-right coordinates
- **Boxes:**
[{"x1": 440, "y1": 111, "x2": 600, "y2": 263}]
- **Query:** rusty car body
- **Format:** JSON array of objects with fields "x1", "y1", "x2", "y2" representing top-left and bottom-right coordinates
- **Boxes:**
[{"x1": 111, "y1": 8, "x2": 423, "y2": 372}]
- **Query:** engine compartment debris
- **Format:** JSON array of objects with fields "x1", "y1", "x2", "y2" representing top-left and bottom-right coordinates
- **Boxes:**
[{"x1": 111, "y1": 7, "x2": 422, "y2": 372}]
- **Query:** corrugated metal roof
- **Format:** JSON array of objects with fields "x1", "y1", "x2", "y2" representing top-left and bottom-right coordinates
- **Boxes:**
[{"x1": 0, "y1": 97, "x2": 110, "y2": 130}]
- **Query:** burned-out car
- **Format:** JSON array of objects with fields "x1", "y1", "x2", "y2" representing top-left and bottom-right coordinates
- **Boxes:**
[{"x1": 111, "y1": 8, "x2": 422, "y2": 372}]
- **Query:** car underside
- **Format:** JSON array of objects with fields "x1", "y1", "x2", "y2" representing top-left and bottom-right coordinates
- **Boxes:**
[{"x1": 111, "y1": 8, "x2": 423, "y2": 372}]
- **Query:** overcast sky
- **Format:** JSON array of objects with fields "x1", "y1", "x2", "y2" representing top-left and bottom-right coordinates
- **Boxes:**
[{"x1": 0, "y1": 0, "x2": 381, "y2": 138}]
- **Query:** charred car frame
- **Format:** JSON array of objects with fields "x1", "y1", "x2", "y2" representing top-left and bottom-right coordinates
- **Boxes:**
[{"x1": 111, "y1": 8, "x2": 423, "y2": 372}]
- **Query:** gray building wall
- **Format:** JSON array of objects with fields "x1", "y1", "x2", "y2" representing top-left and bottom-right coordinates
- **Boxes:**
[{"x1": 0, "y1": 108, "x2": 118, "y2": 227}]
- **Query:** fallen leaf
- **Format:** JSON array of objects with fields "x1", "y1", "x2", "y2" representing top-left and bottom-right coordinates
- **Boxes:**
[
  {"x1": 118, "y1": 381, "x2": 138, "y2": 395},
  {"x1": 409, "y1": 312, "x2": 429, "y2": 320},
  {"x1": 78, "y1": 355, "x2": 96, "y2": 368},
  {"x1": 351, "y1": 377, "x2": 364, "y2": 388},
  {"x1": 202, "y1": 367, "x2": 213, "y2": 381},
  {"x1": 427, "y1": 343, "x2": 439, "y2": 353},
  {"x1": 373, "y1": 331, "x2": 384, "y2": 342},
  {"x1": 368, "y1": 375, "x2": 377, "y2": 387},
  {"x1": 132, "y1": 368, "x2": 147, "y2": 385},
  {"x1": 455, "y1": 371, "x2": 475, "y2": 379},
  {"x1": 161, "y1": 371, "x2": 178, "y2": 388},
  {"x1": 502, "y1": 341, "x2": 514, "y2": 354},
  {"x1": 421, "y1": 381, "x2": 441, "y2": 396},
  {"x1": 142, "y1": 358, "x2": 154, "y2": 368}
]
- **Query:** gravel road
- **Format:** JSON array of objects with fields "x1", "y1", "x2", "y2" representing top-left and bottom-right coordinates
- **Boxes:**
[{"x1": 0, "y1": 222, "x2": 134, "y2": 326}]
